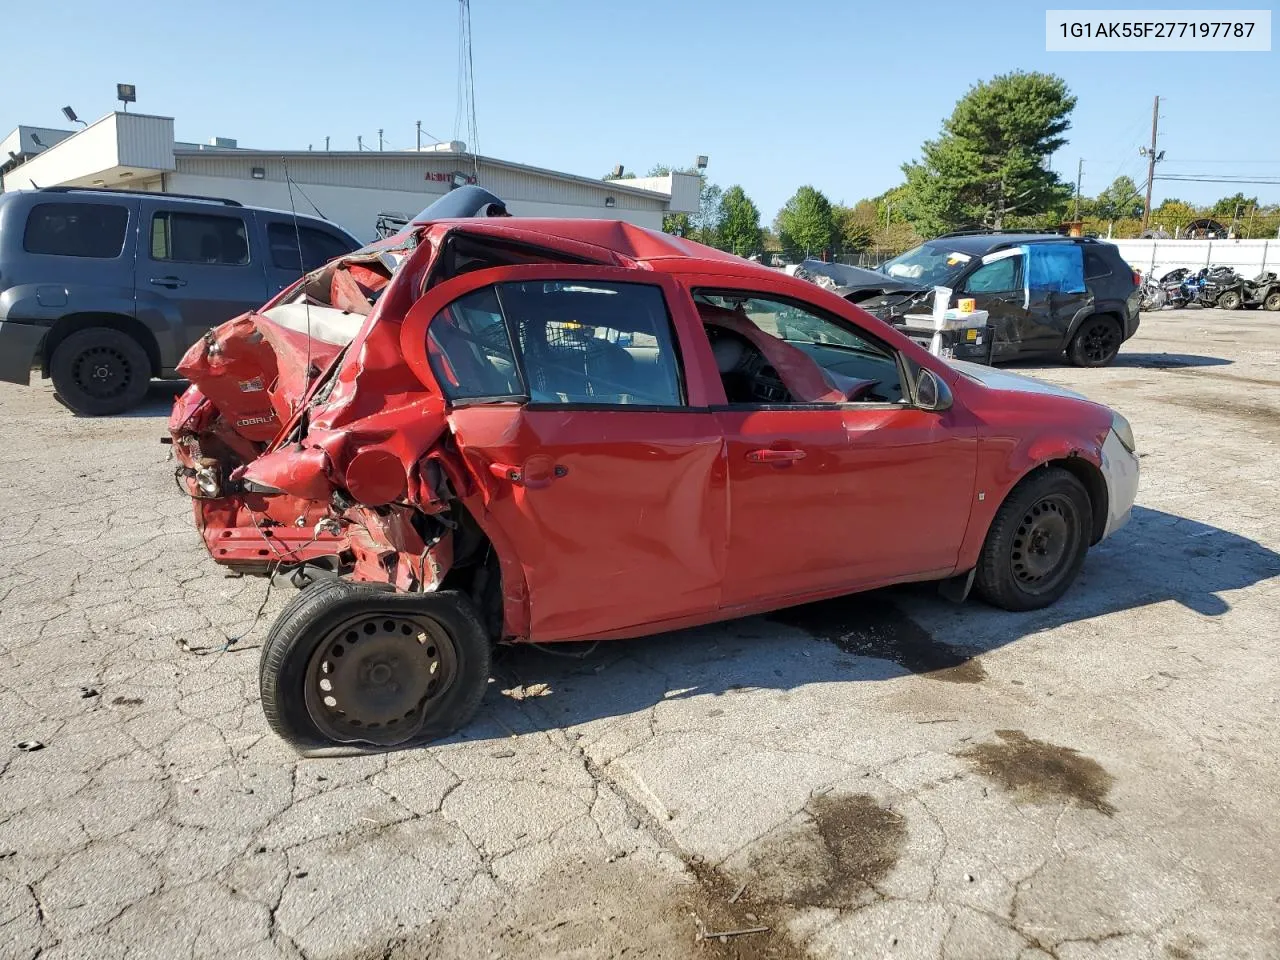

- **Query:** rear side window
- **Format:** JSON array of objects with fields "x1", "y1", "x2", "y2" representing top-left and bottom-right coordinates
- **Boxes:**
[
  {"x1": 267, "y1": 223, "x2": 354, "y2": 272},
  {"x1": 23, "y1": 202, "x2": 129, "y2": 259},
  {"x1": 1084, "y1": 249, "x2": 1113, "y2": 280},
  {"x1": 426, "y1": 281, "x2": 684, "y2": 407},
  {"x1": 151, "y1": 211, "x2": 250, "y2": 265}
]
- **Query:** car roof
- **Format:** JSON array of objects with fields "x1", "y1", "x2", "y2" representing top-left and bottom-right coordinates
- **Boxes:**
[
  {"x1": 427, "y1": 216, "x2": 781, "y2": 279},
  {"x1": 927, "y1": 233, "x2": 1087, "y2": 254}
]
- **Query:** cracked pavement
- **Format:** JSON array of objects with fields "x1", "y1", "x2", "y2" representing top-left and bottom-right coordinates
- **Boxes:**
[{"x1": 2, "y1": 308, "x2": 1279, "y2": 959}]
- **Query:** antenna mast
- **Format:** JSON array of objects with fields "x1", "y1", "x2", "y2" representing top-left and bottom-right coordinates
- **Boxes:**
[{"x1": 454, "y1": 0, "x2": 480, "y2": 180}]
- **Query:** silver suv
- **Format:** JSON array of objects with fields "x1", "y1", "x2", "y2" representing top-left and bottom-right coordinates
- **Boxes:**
[{"x1": 0, "y1": 187, "x2": 360, "y2": 414}]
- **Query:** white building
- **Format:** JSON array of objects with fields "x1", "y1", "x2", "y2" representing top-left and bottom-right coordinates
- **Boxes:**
[{"x1": 0, "y1": 112, "x2": 701, "y2": 241}]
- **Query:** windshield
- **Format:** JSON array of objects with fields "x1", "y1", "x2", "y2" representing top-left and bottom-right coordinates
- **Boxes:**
[{"x1": 880, "y1": 243, "x2": 973, "y2": 288}]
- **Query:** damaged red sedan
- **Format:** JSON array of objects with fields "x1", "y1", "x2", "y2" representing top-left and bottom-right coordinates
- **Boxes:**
[{"x1": 169, "y1": 188, "x2": 1139, "y2": 754}]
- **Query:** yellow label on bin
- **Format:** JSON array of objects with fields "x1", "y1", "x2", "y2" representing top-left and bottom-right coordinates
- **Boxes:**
[
  {"x1": 966, "y1": 329, "x2": 978, "y2": 341},
  {"x1": 958, "y1": 298, "x2": 976, "y2": 313}
]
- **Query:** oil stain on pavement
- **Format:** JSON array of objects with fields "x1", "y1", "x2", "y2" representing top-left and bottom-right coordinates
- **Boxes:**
[
  {"x1": 767, "y1": 594, "x2": 986, "y2": 684},
  {"x1": 744, "y1": 793, "x2": 907, "y2": 909},
  {"x1": 959, "y1": 729, "x2": 1116, "y2": 815}
]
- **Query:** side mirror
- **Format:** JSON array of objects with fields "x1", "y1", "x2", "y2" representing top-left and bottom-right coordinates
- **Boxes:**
[{"x1": 915, "y1": 368, "x2": 953, "y2": 412}]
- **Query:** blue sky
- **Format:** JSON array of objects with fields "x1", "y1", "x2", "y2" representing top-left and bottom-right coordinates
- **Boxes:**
[{"x1": 6, "y1": 0, "x2": 1278, "y2": 220}]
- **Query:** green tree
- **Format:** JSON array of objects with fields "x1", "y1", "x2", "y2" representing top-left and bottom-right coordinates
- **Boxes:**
[
  {"x1": 717, "y1": 185, "x2": 762, "y2": 256},
  {"x1": 1210, "y1": 193, "x2": 1258, "y2": 218},
  {"x1": 1091, "y1": 176, "x2": 1144, "y2": 221},
  {"x1": 1152, "y1": 198, "x2": 1199, "y2": 233},
  {"x1": 776, "y1": 186, "x2": 837, "y2": 257},
  {"x1": 834, "y1": 199, "x2": 878, "y2": 252},
  {"x1": 901, "y1": 71, "x2": 1076, "y2": 234}
]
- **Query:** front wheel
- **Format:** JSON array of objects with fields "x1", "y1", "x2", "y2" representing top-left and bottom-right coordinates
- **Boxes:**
[
  {"x1": 259, "y1": 580, "x2": 492, "y2": 755},
  {"x1": 1217, "y1": 290, "x2": 1242, "y2": 310},
  {"x1": 974, "y1": 468, "x2": 1092, "y2": 612},
  {"x1": 1067, "y1": 316, "x2": 1122, "y2": 367}
]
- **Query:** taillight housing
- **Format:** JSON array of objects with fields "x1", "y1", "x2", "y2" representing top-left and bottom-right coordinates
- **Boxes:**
[{"x1": 1132, "y1": 269, "x2": 1142, "y2": 287}]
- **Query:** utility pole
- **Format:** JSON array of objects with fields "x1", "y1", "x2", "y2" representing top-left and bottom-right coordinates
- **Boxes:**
[
  {"x1": 416, "y1": 121, "x2": 422, "y2": 152},
  {"x1": 1073, "y1": 158, "x2": 1084, "y2": 221},
  {"x1": 378, "y1": 128, "x2": 384, "y2": 151},
  {"x1": 1142, "y1": 95, "x2": 1160, "y2": 231},
  {"x1": 357, "y1": 135, "x2": 363, "y2": 151},
  {"x1": 324, "y1": 136, "x2": 330, "y2": 152}
]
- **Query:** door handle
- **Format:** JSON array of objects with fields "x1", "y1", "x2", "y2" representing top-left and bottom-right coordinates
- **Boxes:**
[
  {"x1": 746, "y1": 448, "x2": 806, "y2": 464},
  {"x1": 487, "y1": 461, "x2": 568, "y2": 488},
  {"x1": 149, "y1": 276, "x2": 187, "y2": 288}
]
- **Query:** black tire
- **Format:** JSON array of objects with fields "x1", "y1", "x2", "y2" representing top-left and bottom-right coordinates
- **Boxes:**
[
  {"x1": 259, "y1": 579, "x2": 492, "y2": 755},
  {"x1": 1067, "y1": 316, "x2": 1122, "y2": 368},
  {"x1": 974, "y1": 468, "x2": 1091, "y2": 612},
  {"x1": 1217, "y1": 290, "x2": 1242, "y2": 311},
  {"x1": 50, "y1": 327, "x2": 151, "y2": 415},
  {"x1": 1264, "y1": 291, "x2": 1280, "y2": 312}
]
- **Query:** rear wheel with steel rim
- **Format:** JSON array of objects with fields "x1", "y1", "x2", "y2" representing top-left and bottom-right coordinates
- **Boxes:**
[
  {"x1": 1264, "y1": 290, "x2": 1280, "y2": 312},
  {"x1": 1067, "y1": 316, "x2": 1122, "y2": 368},
  {"x1": 260, "y1": 580, "x2": 492, "y2": 755},
  {"x1": 50, "y1": 327, "x2": 151, "y2": 415},
  {"x1": 975, "y1": 468, "x2": 1092, "y2": 611},
  {"x1": 1216, "y1": 290, "x2": 1242, "y2": 310}
]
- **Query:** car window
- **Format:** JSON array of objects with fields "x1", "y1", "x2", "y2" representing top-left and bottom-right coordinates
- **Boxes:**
[
  {"x1": 503, "y1": 281, "x2": 683, "y2": 406},
  {"x1": 151, "y1": 211, "x2": 250, "y2": 265},
  {"x1": 427, "y1": 286, "x2": 522, "y2": 402},
  {"x1": 1084, "y1": 249, "x2": 1113, "y2": 280},
  {"x1": 963, "y1": 256, "x2": 1021, "y2": 293},
  {"x1": 23, "y1": 202, "x2": 129, "y2": 259},
  {"x1": 1027, "y1": 243, "x2": 1086, "y2": 293},
  {"x1": 694, "y1": 292, "x2": 905, "y2": 405},
  {"x1": 268, "y1": 223, "x2": 354, "y2": 272},
  {"x1": 426, "y1": 281, "x2": 685, "y2": 407}
]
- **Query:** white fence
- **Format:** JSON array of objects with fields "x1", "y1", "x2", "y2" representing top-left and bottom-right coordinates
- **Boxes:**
[{"x1": 1110, "y1": 238, "x2": 1276, "y2": 277}]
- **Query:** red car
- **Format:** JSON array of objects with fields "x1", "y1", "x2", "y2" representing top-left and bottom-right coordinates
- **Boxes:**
[{"x1": 169, "y1": 192, "x2": 1139, "y2": 754}]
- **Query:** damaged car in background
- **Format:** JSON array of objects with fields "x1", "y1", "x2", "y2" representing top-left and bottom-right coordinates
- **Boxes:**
[
  {"x1": 169, "y1": 187, "x2": 1139, "y2": 754},
  {"x1": 791, "y1": 231, "x2": 1143, "y2": 367}
]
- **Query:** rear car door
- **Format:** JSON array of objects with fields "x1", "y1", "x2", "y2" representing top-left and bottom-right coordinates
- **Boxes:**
[
  {"x1": 1026, "y1": 242, "x2": 1089, "y2": 350},
  {"x1": 401, "y1": 264, "x2": 728, "y2": 643},
  {"x1": 680, "y1": 280, "x2": 978, "y2": 609},
  {"x1": 135, "y1": 199, "x2": 268, "y2": 355}
]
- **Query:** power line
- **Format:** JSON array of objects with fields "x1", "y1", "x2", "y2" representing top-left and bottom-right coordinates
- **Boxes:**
[{"x1": 1157, "y1": 174, "x2": 1280, "y2": 185}]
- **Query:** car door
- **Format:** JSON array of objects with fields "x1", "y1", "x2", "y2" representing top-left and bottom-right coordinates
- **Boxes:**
[
  {"x1": 678, "y1": 279, "x2": 978, "y2": 609},
  {"x1": 1027, "y1": 242, "x2": 1090, "y2": 348},
  {"x1": 958, "y1": 248, "x2": 1037, "y2": 359},
  {"x1": 400, "y1": 264, "x2": 729, "y2": 643},
  {"x1": 135, "y1": 199, "x2": 268, "y2": 355}
]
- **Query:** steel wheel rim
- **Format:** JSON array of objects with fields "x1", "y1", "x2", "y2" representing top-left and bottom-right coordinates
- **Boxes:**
[
  {"x1": 1010, "y1": 494, "x2": 1079, "y2": 592},
  {"x1": 72, "y1": 345, "x2": 134, "y2": 400},
  {"x1": 303, "y1": 610, "x2": 458, "y2": 746},
  {"x1": 1081, "y1": 321, "x2": 1118, "y2": 363}
]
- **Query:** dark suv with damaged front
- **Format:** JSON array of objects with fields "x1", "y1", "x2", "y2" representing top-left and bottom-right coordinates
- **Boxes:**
[{"x1": 804, "y1": 233, "x2": 1142, "y2": 367}]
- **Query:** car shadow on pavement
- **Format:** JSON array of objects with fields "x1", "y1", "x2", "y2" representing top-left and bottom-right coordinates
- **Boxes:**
[
  {"x1": 1110, "y1": 352, "x2": 1231, "y2": 369},
  {"x1": 457, "y1": 504, "x2": 1280, "y2": 745}
]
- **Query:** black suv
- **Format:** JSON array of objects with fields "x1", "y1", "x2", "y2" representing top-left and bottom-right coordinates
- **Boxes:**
[
  {"x1": 0, "y1": 187, "x2": 361, "y2": 414},
  {"x1": 803, "y1": 232, "x2": 1142, "y2": 367}
]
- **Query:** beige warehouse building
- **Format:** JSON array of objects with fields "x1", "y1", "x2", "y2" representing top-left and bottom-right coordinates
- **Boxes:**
[{"x1": 1, "y1": 112, "x2": 700, "y2": 241}]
